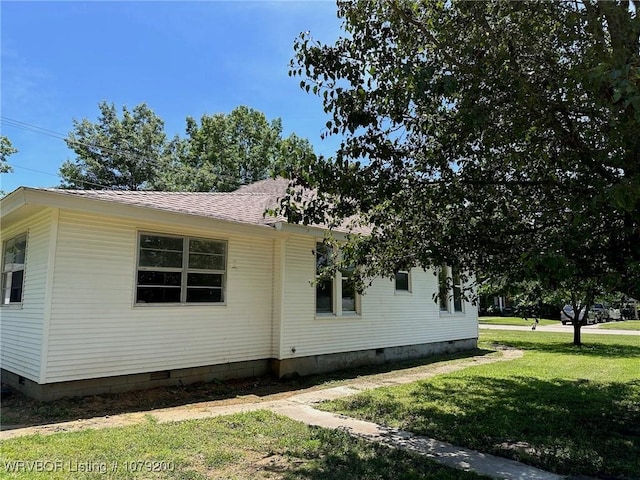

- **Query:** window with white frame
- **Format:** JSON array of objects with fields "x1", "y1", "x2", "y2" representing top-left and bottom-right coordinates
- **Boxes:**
[
  {"x1": 341, "y1": 265, "x2": 356, "y2": 312},
  {"x1": 438, "y1": 264, "x2": 448, "y2": 312},
  {"x1": 438, "y1": 264, "x2": 464, "y2": 313},
  {"x1": 315, "y1": 242, "x2": 333, "y2": 313},
  {"x1": 395, "y1": 271, "x2": 410, "y2": 292},
  {"x1": 136, "y1": 233, "x2": 226, "y2": 304},
  {"x1": 452, "y1": 267, "x2": 463, "y2": 312},
  {"x1": 2, "y1": 233, "x2": 27, "y2": 305},
  {"x1": 315, "y1": 242, "x2": 359, "y2": 315}
]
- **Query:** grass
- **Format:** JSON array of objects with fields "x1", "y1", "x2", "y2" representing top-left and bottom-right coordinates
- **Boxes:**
[
  {"x1": 321, "y1": 331, "x2": 640, "y2": 478},
  {"x1": 478, "y1": 316, "x2": 559, "y2": 326},
  {"x1": 599, "y1": 320, "x2": 640, "y2": 331},
  {"x1": 0, "y1": 410, "x2": 488, "y2": 480},
  {"x1": 1, "y1": 349, "x2": 487, "y2": 429}
]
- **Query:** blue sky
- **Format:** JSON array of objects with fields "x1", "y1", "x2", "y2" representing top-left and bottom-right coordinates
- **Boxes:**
[{"x1": 1, "y1": 1, "x2": 343, "y2": 193}]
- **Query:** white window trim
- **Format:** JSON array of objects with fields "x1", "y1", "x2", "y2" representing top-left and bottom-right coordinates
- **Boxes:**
[
  {"x1": 1, "y1": 232, "x2": 27, "y2": 307},
  {"x1": 135, "y1": 232, "x2": 227, "y2": 306},
  {"x1": 394, "y1": 270, "x2": 412, "y2": 294},
  {"x1": 438, "y1": 264, "x2": 465, "y2": 315},
  {"x1": 315, "y1": 243, "x2": 361, "y2": 318}
]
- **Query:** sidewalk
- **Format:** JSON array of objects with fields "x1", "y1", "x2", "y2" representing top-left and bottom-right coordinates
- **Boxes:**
[{"x1": 0, "y1": 348, "x2": 563, "y2": 480}]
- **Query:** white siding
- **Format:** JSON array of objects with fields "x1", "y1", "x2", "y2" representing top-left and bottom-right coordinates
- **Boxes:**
[
  {"x1": 0, "y1": 209, "x2": 53, "y2": 381},
  {"x1": 45, "y1": 210, "x2": 274, "y2": 383},
  {"x1": 278, "y1": 234, "x2": 478, "y2": 359}
]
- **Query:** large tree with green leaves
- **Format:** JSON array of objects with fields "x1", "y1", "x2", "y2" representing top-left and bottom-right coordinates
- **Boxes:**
[
  {"x1": 155, "y1": 106, "x2": 315, "y2": 192},
  {"x1": 59, "y1": 101, "x2": 168, "y2": 190},
  {"x1": 0, "y1": 135, "x2": 17, "y2": 196},
  {"x1": 286, "y1": 0, "x2": 640, "y2": 345}
]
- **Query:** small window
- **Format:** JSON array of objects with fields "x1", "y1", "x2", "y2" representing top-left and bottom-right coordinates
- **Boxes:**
[
  {"x1": 137, "y1": 233, "x2": 226, "y2": 304},
  {"x1": 395, "y1": 271, "x2": 410, "y2": 292},
  {"x1": 2, "y1": 234, "x2": 27, "y2": 305}
]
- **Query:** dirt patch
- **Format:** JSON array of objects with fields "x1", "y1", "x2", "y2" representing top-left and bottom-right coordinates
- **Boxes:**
[
  {"x1": 0, "y1": 375, "x2": 312, "y2": 431},
  {"x1": 1, "y1": 348, "x2": 519, "y2": 438}
]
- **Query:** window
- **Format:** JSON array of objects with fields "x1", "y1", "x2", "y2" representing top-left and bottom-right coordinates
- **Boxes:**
[
  {"x1": 452, "y1": 267, "x2": 463, "y2": 312},
  {"x1": 315, "y1": 242, "x2": 359, "y2": 315},
  {"x1": 395, "y1": 271, "x2": 410, "y2": 292},
  {"x1": 438, "y1": 264, "x2": 448, "y2": 312},
  {"x1": 341, "y1": 266, "x2": 356, "y2": 312},
  {"x1": 137, "y1": 233, "x2": 226, "y2": 304},
  {"x1": 438, "y1": 264, "x2": 464, "y2": 313},
  {"x1": 315, "y1": 242, "x2": 333, "y2": 313},
  {"x1": 2, "y1": 234, "x2": 27, "y2": 305}
]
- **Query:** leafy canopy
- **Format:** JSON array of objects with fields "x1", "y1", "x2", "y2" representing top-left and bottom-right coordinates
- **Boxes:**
[
  {"x1": 60, "y1": 101, "x2": 167, "y2": 190},
  {"x1": 0, "y1": 135, "x2": 17, "y2": 174},
  {"x1": 286, "y1": 0, "x2": 640, "y2": 343},
  {"x1": 155, "y1": 106, "x2": 315, "y2": 192},
  {"x1": 59, "y1": 103, "x2": 315, "y2": 192}
]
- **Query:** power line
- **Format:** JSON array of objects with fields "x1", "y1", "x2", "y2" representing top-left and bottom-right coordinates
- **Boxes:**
[
  {"x1": 1, "y1": 115, "x2": 295, "y2": 191},
  {"x1": 1, "y1": 116, "x2": 164, "y2": 168},
  {"x1": 1, "y1": 115, "x2": 170, "y2": 190},
  {"x1": 3, "y1": 163, "x2": 117, "y2": 190}
]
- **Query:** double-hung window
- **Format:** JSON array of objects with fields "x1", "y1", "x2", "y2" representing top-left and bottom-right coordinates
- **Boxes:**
[
  {"x1": 315, "y1": 243, "x2": 333, "y2": 313},
  {"x1": 136, "y1": 233, "x2": 226, "y2": 304},
  {"x1": 315, "y1": 242, "x2": 359, "y2": 315},
  {"x1": 438, "y1": 264, "x2": 464, "y2": 313},
  {"x1": 341, "y1": 265, "x2": 356, "y2": 312},
  {"x1": 438, "y1": 264, "x2": 449, "y2": 312},
  {"x1": 2, "y1": 234, "x2": 27, "y2": 305}
]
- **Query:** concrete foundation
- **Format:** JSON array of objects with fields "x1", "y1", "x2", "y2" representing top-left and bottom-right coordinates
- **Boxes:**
[
  {"x1": 272, "y1": 338, "x2": 478, "y2": 378},
  {"x1": 1, "y1": 338, "x2": 477, "y2": 401},
  {"x1": 1, "y1": 359, "x2": 269, "y2": 402}
]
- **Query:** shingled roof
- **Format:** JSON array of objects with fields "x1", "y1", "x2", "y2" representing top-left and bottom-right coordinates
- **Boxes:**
[
  {"x1": 32, "y1": 177, "x2": 369, "y2": 234},
  {"x1": 40, "y1": 178, "x2": 290, "y2": 228}
]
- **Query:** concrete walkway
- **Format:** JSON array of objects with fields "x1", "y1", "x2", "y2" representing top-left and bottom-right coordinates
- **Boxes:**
[{"x1": 0, "y1": 349, "x2": 563, "y2": 480}]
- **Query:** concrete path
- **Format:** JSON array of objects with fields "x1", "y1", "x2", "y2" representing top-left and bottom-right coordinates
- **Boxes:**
[{"x1": 0, "y1": 348, "x2": 564, "y2": 480}]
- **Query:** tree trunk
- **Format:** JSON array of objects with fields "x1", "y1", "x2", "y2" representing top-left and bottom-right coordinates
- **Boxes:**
[{"x1": 573, "y1": 322, "x2": 582, "y2": 346}]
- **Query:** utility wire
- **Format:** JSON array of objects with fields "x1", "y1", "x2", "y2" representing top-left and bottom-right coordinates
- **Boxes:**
[
  {"x1": 1, "y1": 115, "x2": 292, "y2": 191},
  {"x1": 1, "y1": 115, "x2": 174, "y2": 190}
]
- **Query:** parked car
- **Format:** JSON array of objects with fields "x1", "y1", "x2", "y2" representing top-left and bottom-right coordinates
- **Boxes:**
[
  {"x1": 561, "y1": 304, "x2": 594, "y2": 325},
  {"x1": 589, "y1": 303, "x2": 610, "y2": 323},
  {"x1": 608, "y1": 306, "x2": 622, "y2": 321}
]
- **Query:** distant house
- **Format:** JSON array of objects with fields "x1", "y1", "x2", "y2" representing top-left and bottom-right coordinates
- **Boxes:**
[{"x1": 0, "y1": 178, "x2": 478, "y2": 400}]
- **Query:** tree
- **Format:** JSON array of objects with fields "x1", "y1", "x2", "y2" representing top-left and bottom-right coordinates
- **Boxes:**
[
  {"x1": 60, "y1": 101, "x2": 168, "y2": 190},
  {"x1": 157, "y1": 106, "x2": 315, "y2": 192},
  {"x1": 0, "y1": 136, "x2": 17, "y2": 196},
  {"x1": 286, "y1": 0, "x2": 640, "y2": 345},
  {"x1": 0, "y1": 135, "x2": 17, "y2": 174}
]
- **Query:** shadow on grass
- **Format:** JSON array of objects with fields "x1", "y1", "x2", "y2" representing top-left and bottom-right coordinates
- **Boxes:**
[
  {"x1": 485, "y1": 338, "x2": 640, "y2": 359},
  {"x1": 335, "y1": 375, "x2": 640, "y2": 478},
  {"x1": 282, "y1": 427, "x2": 489, "y2": 480},
  {"x1": 0, "y1": 348, "x2": 493, "y2": 431}
]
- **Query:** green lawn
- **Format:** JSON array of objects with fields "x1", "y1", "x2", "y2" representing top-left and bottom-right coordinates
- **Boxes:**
[
  {"x1": 478, "y1": 316, "x2": 559, "y2": 326},
  {"x1": 598, "y1": 320, "x2": 640, "y2": 331},
  {"x1": 321, "y1": 331, "x2": 640, "y2": 478},
  {"x1": 0, "y1": 410, "x2": 487, "y2": 480}
]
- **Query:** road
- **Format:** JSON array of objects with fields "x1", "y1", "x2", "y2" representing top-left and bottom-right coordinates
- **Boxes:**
[{"x1": 479, "y1": 323, "x2": 640, "y2": 336}]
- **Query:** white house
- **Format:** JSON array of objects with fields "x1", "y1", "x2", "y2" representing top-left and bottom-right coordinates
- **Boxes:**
[{"x1": 0, "y1": 178, "x2": 478, "y2": 400}]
